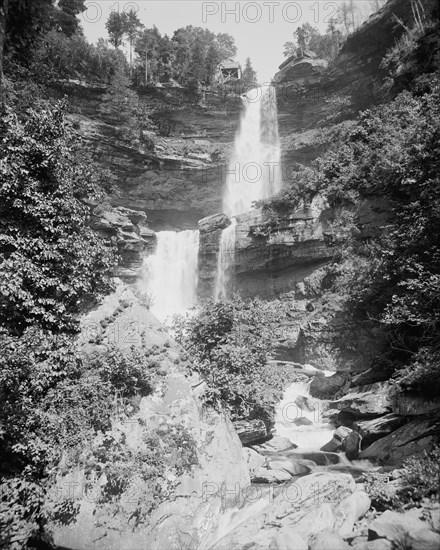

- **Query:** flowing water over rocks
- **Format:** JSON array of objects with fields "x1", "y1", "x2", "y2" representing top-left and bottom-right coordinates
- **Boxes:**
[
  {"x1": 223, "y1": 85, "x2": 282, "y2": 218},
  {"x1": 139, "y1": 229, "x2": 199, "y2": 321}
]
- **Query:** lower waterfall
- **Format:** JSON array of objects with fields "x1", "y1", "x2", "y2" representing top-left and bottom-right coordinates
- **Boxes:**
[
  {"x1": 214, "y1": 219, "x2": 237, "y2": 300},
  {"x1": 139, "y1": 229, "x2": 199, "y2": 322}
]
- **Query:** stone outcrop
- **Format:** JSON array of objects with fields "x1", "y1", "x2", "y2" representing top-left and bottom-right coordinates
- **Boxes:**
[
  {"x1": 50, "y1": 82, "x2": 241, "y2": 231},
  {"x1": 310, "y1": 372, "x2": 348, "y2": 399},
  {"x1": 206, "y1": 472, "x2": 357, "y2": 549},
  {"x1": 90, "y1": 203, "x2": 156, "y2": 282},
  {"x1": 359, "y1": 417, "x2": 440, "y2": 465},
  {"x1": 274, "y1": 53, "x2": 328, "y2": 86},
  {"x1": 198, "y1": 200, "x2": 339, "y2": 299},
  {"x1": 329, "y1": 383, "x2": 393, "y2": 419},
  {"x1": 50, "y1": 283, "x2": 250, "y2": 549},
  {"x1": 233, "y1": 419, "x2": 268, "y2": 446},
  {"x1": 353, "y1": 414, "x2": 408, "y2": 448},
  {"x1": 369, "y1": 509, "x2": 440, "y2": 550}
]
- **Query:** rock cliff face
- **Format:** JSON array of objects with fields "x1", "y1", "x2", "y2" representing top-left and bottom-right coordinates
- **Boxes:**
[
  {"x1": 90, "y1": 203, "x2": 156, "y2": 282},
  {"x1": 50, "y1": 283, "x2": 250, "y2": 549},
  {"x1": 275, "y1": 0, "x2": 438, "y2": 166},
  {"x1": 198, "y1": 196, "x2": 390, "y2": 300},
  {"x1": 51, "y1": 82, "x2": 241, "y2": 231}
]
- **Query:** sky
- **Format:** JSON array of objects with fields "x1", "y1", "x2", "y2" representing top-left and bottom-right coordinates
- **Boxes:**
[{"x1": 81, "y1": 1, "x2": 377, "y2": 83}]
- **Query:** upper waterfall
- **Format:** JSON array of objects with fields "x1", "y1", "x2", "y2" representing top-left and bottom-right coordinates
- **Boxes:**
[
  {"x1": 223, "y1": 84, "x2": 282, "y2": 218},
  {"x1": 139, "y1": 230, "x2": 199, "y2": 321}
]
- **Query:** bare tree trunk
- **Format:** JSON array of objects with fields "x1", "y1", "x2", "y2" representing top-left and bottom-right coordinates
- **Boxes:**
[
  {"x1": 0, "y1": 0, "x2": 9, "y2": 85},
  {"x1": 145, "y1": 48, "x2": 148, "y2": 85}
]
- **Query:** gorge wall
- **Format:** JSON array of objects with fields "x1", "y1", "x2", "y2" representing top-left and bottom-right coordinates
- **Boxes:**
[{"x1": 62, "y1": 0, "x2": 438, "y2": 294}]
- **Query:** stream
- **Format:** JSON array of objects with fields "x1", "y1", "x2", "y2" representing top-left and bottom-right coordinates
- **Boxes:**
[{"x1": 201, "y1": 372, "x2": 375, "y2": 549}]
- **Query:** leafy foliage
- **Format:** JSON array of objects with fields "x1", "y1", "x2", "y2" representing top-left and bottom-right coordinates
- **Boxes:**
[
  {"x1": 268, "y1": 79, "x2": 440, "y2": 386},
  {"x1": 33, "y1": 30, "x2": 128, "y2": 84},
  {"x1": 173, "y1": 298, "x2": 286, "y2": 422},
  {"x1": 0, "y1": 99, "x2": 116, "y2": 334},
  {"x1": 364, "y1": 445, "x2": 440, "y2": 511}
]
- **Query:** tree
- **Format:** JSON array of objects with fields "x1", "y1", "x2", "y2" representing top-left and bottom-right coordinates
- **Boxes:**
[
  {"x1": 242, "y1": 57, "x2": 257, "y2": 84},
  {"x1": 294, "y1": 24, "x2": 310, "y2": 56},
  {"x1": 188, "y1": 36, "x2": 207, "y2": 82},
  {"x1": 205, "y1": 42, "x2": 220, "y2": 84},
  {"x1": 124, "y1": 7, "x2": 143, "y2": 74},
  {"x1": 171, "y1": 26, "x2": 237, "y2": 85},
  {"x1": 283, "y1": 23, "x2": 339, "y2": 61},
  {"x1": 2, "y1": 0, "x2": 54, "y2": 74},
  {"x1": 106, "y1": 11, "x2": 126, "y2": 49},
  {"x1": 56, "y1": 0, "x2": 86, "y2": 37}
]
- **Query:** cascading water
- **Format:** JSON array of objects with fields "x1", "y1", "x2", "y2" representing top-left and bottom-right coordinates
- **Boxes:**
[
  {"x1": 223, "y1": 84, "x2": 282, "y2": 218},
  {"x1": 214, "y1": 85, "x2": 282, "y2": 299},
  {"x1": 214, "y1": 219, "x2": 237, "y2": 300},
  {"x1": 139, "y1": 230, "x2": 199, "y2": 322},
  {"x1": 275, "y1": 373, "x2": 335, "y2": 450}
]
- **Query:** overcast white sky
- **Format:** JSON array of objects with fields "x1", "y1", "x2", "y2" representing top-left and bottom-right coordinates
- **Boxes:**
[{"x1": 81, "y1": 1, "x2": 376, "y2": 83}]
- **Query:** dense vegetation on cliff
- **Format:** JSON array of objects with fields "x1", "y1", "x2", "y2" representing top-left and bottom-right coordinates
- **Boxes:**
[
  {"x1": 266, "y1": 11, "x2": 440, "y2": 396},
  {"x1": 0, "y1": 4, "x2": 197, "y2": 547}
]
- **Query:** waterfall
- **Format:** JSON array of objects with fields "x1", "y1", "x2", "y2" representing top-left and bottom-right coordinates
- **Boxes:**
[
  {"x1": 275, "y1": 374, "x2": 335, "y2": 450},
  {"x1": 214, "y1": 219, "x2": 237, "y2": 300},
  {"x1": 139, "y1": 230, "x2": 199, "y2": 322},
  {"x1": 223, "y1": 84, "x2": 282, "y2": 218}
]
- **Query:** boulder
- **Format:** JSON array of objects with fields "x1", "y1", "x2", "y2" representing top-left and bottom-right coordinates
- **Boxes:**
[
  {"x1": 233, "y1": 419, "x2": 268, "y2": 446},
  {"x1": 369, "y1": 509, "x2": 439, "y2": 549},
  {"x1": 295, "y1": 394, "x2": 316, "y2": 412},
  {"x1": 427, "y1": 504, "x2": 440, "y2": 532},
  {"x1": 351, "y1": 364, "x2": 394, "y2": 387},
  {"x1": 284, "y1": 450, "x2": 343, "y2": 466},
  {"x1": 310, "y1": 373, "x2": 347, "y2": 399},
  {"x1": 116, "y1": 206, "x2": 148, "y2": 226},
  {"x1": 359, "y1": 418, "x2": 440, "y2": 464},
  {"x1": 321, "y1": 427, "x2": 362, "y2": 459},
  {"x1": 198, "y1": 213, "x2": 231, "y2": 233},
  {"x1": 353, "y1": 414, "x2": 407, "y2": 447},
  {"x1": 294, "y1": 416, "x2": 313, "y2": 426},
  {"x1": 309, "y1": 529, "x2": 349, "y2": 549},
  {"x1": 252, "y1": 435, "x2": 296, "y2": 454},
  {"x1": 243, "y1": 447, "x2": 265, "y2": 475},
  {"x1": 210, "y1": 472, "x2": 356, "y2": 549},
  {"x1": 267, "y1": 460, "x2": 311, "y2": 477},
  {"x1": 321, "y1": 426, "x2": 353, "y2": 451},
  {"x1": 329, "y1": 382, "x2": 393, "y2": 418},
  {"x1": 270, "y1": 530, "x2": 308, "y2": 550},
  {"x1": 251, "y1": 467, "x2": 292, "y2": 484},
  {"x1": 333, "y1": 491, "x2": 371, "y2": 537}
]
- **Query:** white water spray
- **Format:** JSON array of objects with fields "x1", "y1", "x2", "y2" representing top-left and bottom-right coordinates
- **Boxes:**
[
  {"x1": 139, "y1": 230, "x2": 199, "y2": 322},
  {"x1": 275, "y1": 373, "x2": 335, "y2": 450},
  {"x1": 223, "y1": 85, "x2": 282, "y2": 218},
  {"x1": 214, "y1": 219, "x2": 237, "y2": 300}
]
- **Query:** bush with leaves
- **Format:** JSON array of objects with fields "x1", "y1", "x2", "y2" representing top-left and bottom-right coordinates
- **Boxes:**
[
  {"x1": 364, "y1": 445, "x2": 440, "y2": 511},
  {"x1": 0, "y1": 99, "x2": 116, "y2": 335},
  {"x1": 173, "y1": 298, "x2": 287, "y2": 423}
]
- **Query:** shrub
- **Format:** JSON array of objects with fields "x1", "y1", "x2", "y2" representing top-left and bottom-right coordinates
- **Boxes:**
[
  {"x1": 88, "y1": 345, "x2": 160, "y2": 398},
  {"x1": 173, "y1": 297, "x2": 286, "y2": 422},
  {"x1": 0, "y1": 100, "x2": 116, "y2": 334},
  {"x1": 399, "y1": 445, "x2": 440, "y2": 503}
]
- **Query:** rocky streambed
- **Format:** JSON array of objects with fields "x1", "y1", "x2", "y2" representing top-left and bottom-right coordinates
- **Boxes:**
[{"x1": 203, "y1": 365, "x2": 440, "y2": 550}]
